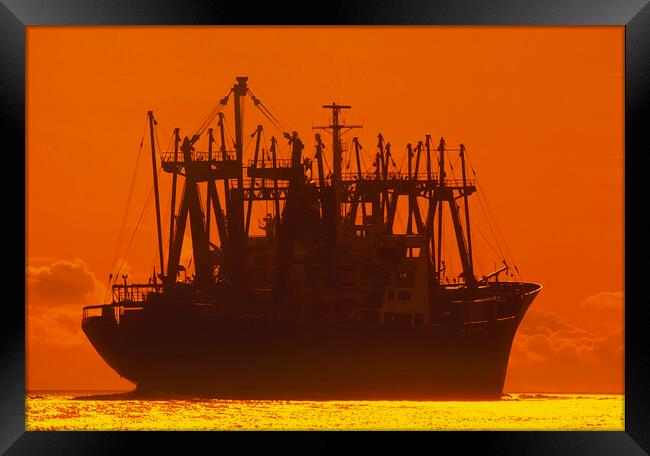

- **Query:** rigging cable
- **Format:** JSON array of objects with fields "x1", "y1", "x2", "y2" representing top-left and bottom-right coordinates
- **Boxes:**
[
  {"x1": 258, "y1": 94, "x2": 288, "y2": 131},
  {"x1": 253, "y1": 100, "x2": 284, "y2": 133},
  {"x1": 470, "y1": 218, "x2": 501, "y2": 258},
  {"x1": 106, "y1": 118, "x2": 168, "y2": 302},
  {"x1": 154, "y1": 124, "x2": 166, "y2": 163},
  {"x1": 104, "y1": 115, "x2": 148, "y2": 303},
  {"x1": 154, "y1": 118, "x2": 173, "y2": 144},
  {"x1": 465, "y1": 151, "x2": 520, "y2": 278},
  {"x1": 222, "y1": 115, "x2": 237, "y2": 151},
  {"x1": 192, "y1": 87, "x2": 232, "y2": 138},
  {"x1": 136, "y1": 151, "x2": 167, "y2": 275},
  {"x1": 467, "y1": 151, "x2": 519, "y2": 275},
  {"x1": 247, "y1": 88, "x2": 290, "y2": 134},
  {"x1": 106, "y1": 185, "x2": 154, "y2": 302},
  {"x1": 156, "y1": 165, "x2": 174, "y2": 270},
  {"x1": 472, "y1": 182, "x2": 507, "y2": 263}
]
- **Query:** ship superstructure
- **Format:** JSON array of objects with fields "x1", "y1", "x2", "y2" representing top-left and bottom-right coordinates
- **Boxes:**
[{"x1": 82, "y1": 77, "x2": 541, "y2": 400}]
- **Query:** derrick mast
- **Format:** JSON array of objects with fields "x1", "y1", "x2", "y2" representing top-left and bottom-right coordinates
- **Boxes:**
[
  {"x1": 147, "y1": 111, "x2": 165, "y2": 279},
  {"x1": 229, "y1": 77, "x2": 248, "y2": 291},
  {"x1": 313, "y1": 103, "x2": 361, "y2": 236},
  {"x1": 152, "y1": 77, "x2": 483, "y2": 293}
]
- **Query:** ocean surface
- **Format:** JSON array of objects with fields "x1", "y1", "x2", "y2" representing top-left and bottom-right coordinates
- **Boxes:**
[{"x1": 25, "y1": 391, "x2": 624, "y2": 431}]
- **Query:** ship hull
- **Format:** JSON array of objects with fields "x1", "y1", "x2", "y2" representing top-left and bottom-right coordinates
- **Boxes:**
[{"x1": 82, "y1": 287, "x2": 538, "y2": 400}]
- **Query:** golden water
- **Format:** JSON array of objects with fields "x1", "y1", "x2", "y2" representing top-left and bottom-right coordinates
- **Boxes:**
[{"x1": 26, "y1": 392, "x2": 624, "y2": 431}]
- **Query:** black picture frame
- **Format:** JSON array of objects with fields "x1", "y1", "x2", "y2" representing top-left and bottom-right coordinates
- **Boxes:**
[{"x1": 3, "y1": 0, "x2": 648, "y2": 454}]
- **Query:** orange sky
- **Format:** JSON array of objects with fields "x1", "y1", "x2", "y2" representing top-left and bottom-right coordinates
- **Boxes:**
[{"x1": 26, "y1": 26, "x2": 624, "y2": 393}]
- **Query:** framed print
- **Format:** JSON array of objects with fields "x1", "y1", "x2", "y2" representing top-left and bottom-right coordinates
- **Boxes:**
[{"x1": 3, "y1": 0, "x2": 649, "y2": 453}]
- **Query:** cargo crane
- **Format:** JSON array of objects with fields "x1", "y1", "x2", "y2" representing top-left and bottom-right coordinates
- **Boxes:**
[{"x1": 82, "y1": 76, "x2": 541, "y2": 400}]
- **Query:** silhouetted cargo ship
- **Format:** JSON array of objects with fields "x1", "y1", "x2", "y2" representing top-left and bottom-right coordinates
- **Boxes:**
[{"x1": 82, "y1": 77, "x2": 541, "y2": 400}]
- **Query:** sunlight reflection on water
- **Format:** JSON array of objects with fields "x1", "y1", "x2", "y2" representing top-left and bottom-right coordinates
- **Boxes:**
[{"x1": 25, "y1": 392, "x2": 624, "y2": 431}]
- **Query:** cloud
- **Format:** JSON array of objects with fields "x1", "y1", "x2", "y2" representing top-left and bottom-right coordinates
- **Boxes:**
[
  {"x1": 26, "y1": 256, "x2": 60, "y2": 266},
  {"x1": 578, "y1": 291, "x2": 623, "y2": 309},
  {"x1": 511, "y1": 309, "x2": 623, "y2": 366},
  {"x1": 27, "y1": 306, "x2": 85, "y2": 348},
  {"x1": 576, "y1": 291, "x2": 624, "y2": 335},
  {"x1": 26, "y1": 258, "x2": 105, "y2": 308},
  {"x1": 26, "y1": 258, "x2": 106, "y2": 350},
  {"x1": 506, "y1": 302, "x2": 624, "y2": 393},
  {"x1": 25, "y1": 258, "x2": 135, "y2": 389}
]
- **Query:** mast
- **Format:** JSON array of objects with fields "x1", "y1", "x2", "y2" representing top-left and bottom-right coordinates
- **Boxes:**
[
  {"x1": 229, "y1": 77, "x2": 247, "y2": 291},
  {"x1": 270, "y1": 136, "x2": 280, "y2": 221},
  {"x1": 349, "y1": 137, "x2": 366, "y2": 223},
  {"x1": 207, "y1": 180, "x2": 227, "y2": 247},
  {"x1": 168, "y1": 128, "x2": 180, "y2": 275},
  {"x1": 407, "y1": 142, "x2": 414, "y2": 236},
  {"x1": 414, "y1": 141, "x2": 422, "y2": 177},
  {"x1": 314, "y1": 133, "x2": 334, "y2": 238},
  {"x1": 448, "y1": 193, "x2": 475, "y2": 285},
  {"x1": 353, "y1": 138, "x2": 364, "y2": 190},
  {"x1": 161, "y1": 128, "x2": 211, "y2": 287},
  {"x1": 436, "y1": 138, "x2": 475, "y2": 285},
  {"x1": 425, "y1": 135, "x2": 432, "y2": 181},
  {"x1": 245, "y1": 125, "x2": 263, "y2": 235},
  {"x1": 233, "y1": 77, "x2": 247, "y2": 189},
  {"x1": 379, "y1": 134, "x2": 389, "y2": 179},
  {"x1": 411, "y1": 141, "x2": 423, "y2": 250},
  {"x1": 377, "y1": 134, "x2": 385, "y2": 178},
  {"x1": 314, "y1": 103, "x2": 361, "y2": 235},
  {"x1": 375, "y1": 134, "x2": 384, "y2": 180},
  {"x1": 181, "y1": 135, "x2": 211, "y2": 286},
  {"x1": 436, "y1": 137, "x2": 445, "y2": 280},
  {"x1": 314, "y1": 133, "x2": 326, "y2": 190},
  {"x1": 330, "y1": 103, "x2": 345, "y2": 206},
  {"x1": 217, "y1": 112, "x2": 232, "y2": 216},
  {"x1": 425, "y1": 135, "x2": 436, "y2": 269},
  {"x1": 206, "y1": 128, "x2": 213, "y2": 241},
  {"x1": 460, "y1": 144, "x2": 474, "y2": 274},
  {"x1": 286, "y1": 131, "x2": 304, "y2": 172},
  {"x1": 407, "y1": 143, "x2": 413, "y2": 179},
  {"x1": 147, "y1": 111, "x2": 165, "y2": 278},
  {"x1": 381, "y1": 141, "x2": 391, "y2": 225}
]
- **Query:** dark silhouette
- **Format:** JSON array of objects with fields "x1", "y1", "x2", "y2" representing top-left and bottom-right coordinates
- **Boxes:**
[{"x1": 82, "y1": 76, "x2": 541, "y2": 400}]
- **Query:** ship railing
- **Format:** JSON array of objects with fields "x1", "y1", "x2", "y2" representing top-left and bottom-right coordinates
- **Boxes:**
[
  {"x1": 82, "y1": 305, "x2": 106, "y2": 319},
  {"x1": 247, "y1": 158, "x2": 293, "y2": 168},
  {"x1": 111, "y1": 283, "x2": 163, "y2": 303},
  {"x1": 82, "y1": 301, "x2": 146, "y2": 324},
  {"x1": 440, "y1": 178, "x2": 476, "y2": 188},
  {"x1": 238, "y1": 178, "x2": 290, "y2": 189},
  {"x1": 160, "y1": 150, "x2": 237, "y2": 163},
  {"x1": 340, "y1": 172, "x2": 441, "y2": 182}
]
